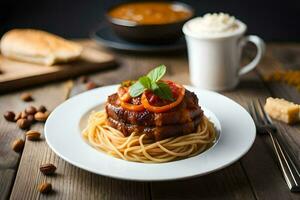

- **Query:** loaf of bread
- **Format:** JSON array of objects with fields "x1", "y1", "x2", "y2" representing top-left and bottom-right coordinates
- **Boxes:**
[
  {"x1": 0, "y1": 29, "x2": 82, "y2": 65},
  {"x1": 264, "y1": 97, "x2": 300, "y2": 124}
]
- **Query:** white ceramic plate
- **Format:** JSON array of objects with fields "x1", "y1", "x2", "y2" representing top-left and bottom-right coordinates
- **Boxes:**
[{"x1": 45, "y1": 85, "x2": 256, "y2": 181}]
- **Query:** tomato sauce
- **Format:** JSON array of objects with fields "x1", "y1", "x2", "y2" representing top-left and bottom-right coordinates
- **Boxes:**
[{"x1": 108, "y1": 2, "x2": 192, "y2": 25}]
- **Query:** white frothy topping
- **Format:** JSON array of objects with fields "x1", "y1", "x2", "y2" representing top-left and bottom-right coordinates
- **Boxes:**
[{"x1": 184, "y1": 13, "x2": 245, "y2": 38}]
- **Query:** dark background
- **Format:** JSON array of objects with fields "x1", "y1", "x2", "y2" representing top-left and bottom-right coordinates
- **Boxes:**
[{"x1": 1, "y1": 0, "x2": 300, "y2": 42}]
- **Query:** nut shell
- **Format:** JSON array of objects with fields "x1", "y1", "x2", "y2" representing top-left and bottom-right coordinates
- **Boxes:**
[
  {"x1": 27, "y1": 115, "x2": 35, "y2": 123},
  {"x1": 21, "y1": 111, "x2": 28, "y2": 119},
  {"x1": 4, "y1": 111, "x2": 15, "y2": 122},
  {"x1": 40, "y1": 163, "x2": 57, "y2": 175},
  {"x1": 12, "y1": 139, "x2": 25, "y2": 152},
  {"x1": 38, "y1": 182, "x2": 52, "y2": 194},
  {"x1": 38, "y1": 105, "x2": 47, "y2": 113},
  {"x1": 26, "y1": 130, "x2": 41, "y2": 141},
  {"x1": 21, "y1": 93, "x2": 33, "y2": 102},
  {"x1": 25, "y1": 106, "x2": 37, "y2": 115},
  {"x1": 34, "y1": 112, "x2": 49, "y2": 122},
  {"x1": 14, "y1": 112, "x2": 22, "y2": 121},
  {"x1": 17, "y1": 118, "x2": 31, "y2": 130}
]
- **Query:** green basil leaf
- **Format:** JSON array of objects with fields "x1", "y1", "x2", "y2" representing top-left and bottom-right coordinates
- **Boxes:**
[
  {"x1": 150, "y1": 81, "x2": 159, "y2": 91},
  {"x1": 147, "y1": 65, "x2": 166, "y2": 82},
  {"x1": 153, "y1": 82, "x2": 174, "y2": 101},
  {"x1": 129, "y1": 81, "x2": 145, "y2": 97},
  {"x1": 138, "y1": 76, "x2": 152, "y2": 89}
]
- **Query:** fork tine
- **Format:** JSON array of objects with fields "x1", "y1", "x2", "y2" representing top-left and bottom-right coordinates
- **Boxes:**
[
  {"x1": 255, "y1": 99, "x2": 267, "y2": 124},
  {"x1": 250, "y1": 101, "x2": 261, "y2": 123},
  {"x1": 258, "y1": 100, "x2": 272, "y2": 125},
  {"x1": 247, "y1": 101, "x2": 258, "y2": 123},
  {"x1": 251, "y1": 100, "x2": 265, "y2": 125},
  {"x1": 246, "y1": 102, "x2": 253, "y2": 116}
]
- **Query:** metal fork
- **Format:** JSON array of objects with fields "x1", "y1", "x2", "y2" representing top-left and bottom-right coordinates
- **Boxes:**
[{"x1": 248, "y1": 100, "x2": 300, "y2": 192}]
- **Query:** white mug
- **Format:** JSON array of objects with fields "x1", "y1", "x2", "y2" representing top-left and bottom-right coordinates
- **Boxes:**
[{"x1": 183, "y1": 20, "x2": 265, "y2": 91}]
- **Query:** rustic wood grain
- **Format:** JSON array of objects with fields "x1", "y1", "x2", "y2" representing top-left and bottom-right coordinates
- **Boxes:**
[
  {"x1": 10, "y1": 123, "x2": 150, "y2": 200},
  {"x1": 0, "y1": 82, "x2": 67, "y2": 199},
  {"x1": 0, "y1": 169, "x2": 15, "y2": 200},
  {"x1": 3, "y1": 40, "x2": 300, "y2": 199},
  {"x1": 9, "y1": 65, "x2": 151, "y2": 199},
  {"x1": 221, "y1": 73, "x2": 300, "y2": 200},
  {"x1": 151, "y1": 162, "x2": 255, "y2": 200},
  {"x1": 256, "y1": 44, "x2": 300, "y2": 162}
]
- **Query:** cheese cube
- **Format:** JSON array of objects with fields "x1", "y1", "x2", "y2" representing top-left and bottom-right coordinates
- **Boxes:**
[{"x1": 264, "y1": 97, "x2": 300, "y2": 124}]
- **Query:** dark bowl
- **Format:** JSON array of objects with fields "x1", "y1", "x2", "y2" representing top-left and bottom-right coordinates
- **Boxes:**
[{"x1": 105, "y1": 1, "x2": 194, "y2": 44}]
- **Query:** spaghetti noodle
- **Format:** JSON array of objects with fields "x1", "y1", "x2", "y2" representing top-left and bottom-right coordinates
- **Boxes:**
[{"x1": 82, "y1": 110, "x2": 217, "y2": 163}]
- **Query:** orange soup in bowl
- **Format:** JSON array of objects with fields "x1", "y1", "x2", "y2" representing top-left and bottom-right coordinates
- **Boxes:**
[{"x1": 108, "y1": 2, "x2": 193, "y2": 25}]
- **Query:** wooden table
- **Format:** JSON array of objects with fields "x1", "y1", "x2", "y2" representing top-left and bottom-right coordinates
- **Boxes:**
[{"x1": 1, "y1": 40, "x2": 300, "y2": 200}]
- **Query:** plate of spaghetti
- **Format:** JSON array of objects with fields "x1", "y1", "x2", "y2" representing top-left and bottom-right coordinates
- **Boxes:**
[{"x1": 45, "y1": 65, "x2": 256, "y2": 181}]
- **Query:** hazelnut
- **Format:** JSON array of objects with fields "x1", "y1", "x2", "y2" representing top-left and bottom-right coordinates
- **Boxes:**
[
  {"x1": 38, "y1": 182, "x2": 52, "y2": 194},
  {"x1": 17, "y1": 118, "x2": 31, "y2": 130},
  {"x1": 4, "y1": 111, "x2": 15, "y2": 122},
  {"x1": 20, "y1": 92, "x2": 33, "y2": 102},
  {"x1": 34, "y1": 111, "x2": 49, "y2": 122},
  {"x1": 38, "y1": 105, "x2": 47, "y2": 113},
  {"x1": 26, "y1": 130, "x2": 41, "y2": 141},
  {"x1": 25, "y1": 106, "x2": 37, "y2": 115},
  {"x1": 40, "y1": 163, "x2": 57, "y2": 175},
  {"x1": 85, "y1": 81, "x2": 97, "y2": 90},
  {"x1": 12, "y1": 139, "x2": 25, "y2": 152}
]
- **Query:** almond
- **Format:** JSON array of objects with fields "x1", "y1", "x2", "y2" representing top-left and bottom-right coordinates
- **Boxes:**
[
  {"x1": 25, "y1": 106, "x2": 37, "y2": 115},
  {"x1": 4, "y1": 111, "x2": 15, "y2": 122},
  {"x1": 38, "y1": 105, "x2": 47, "y2": 113},
  {"x1": 34, "y1": 111, "x2": 49, "y2": 122},
  {"x1": 12, "y1": 139, "x2": 25, "y2": 152},
  {"x1": 14, "y1": 112, "x2": 22, "y2": 121},
  {"x1": 38, "y1": 182, "x2": 52, "y2": 194},
  {"x1": 26, "y1": 130, "x2": 41, "y2": 141},
  {"x1": 17, "y1": 118, "x2": 31, "y2": 130},
  {"x1": 27, "y1": 115, "x2": 35, "y2": 124},
  {"x1": 20, "y1": 111, "x2": 27, "y2": 119},
  {"x1": 40, "y1": 163, "x2": 57, "y2": 175},
  {"x1": 20, "y1": 92, "x2": 33, "y2": 102}
]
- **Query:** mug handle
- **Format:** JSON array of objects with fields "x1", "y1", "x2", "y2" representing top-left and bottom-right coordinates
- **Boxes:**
[{"x1": 238, "y1": 35, "x2": 265, "y2": 76}]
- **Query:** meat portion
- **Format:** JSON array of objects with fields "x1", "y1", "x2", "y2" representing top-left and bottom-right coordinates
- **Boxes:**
[
  {"x1": 106, "y1": 90, "x2": 203, "y2": 126},
  {"x1": 105, "y1": 89, "x2": 203, "y2": 141},
  {"x1": 106, "y1": 116, "x2": 201, "y2": 141}
]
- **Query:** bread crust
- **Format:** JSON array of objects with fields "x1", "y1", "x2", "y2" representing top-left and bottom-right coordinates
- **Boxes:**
[{"x1": 0, "y1": 29, "x2": 82, "y2": 65}]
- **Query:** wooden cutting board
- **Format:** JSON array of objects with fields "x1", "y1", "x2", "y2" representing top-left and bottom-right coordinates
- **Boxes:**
[{"x1": 0, "y1": 41, "x2": 116, "y2": 93}]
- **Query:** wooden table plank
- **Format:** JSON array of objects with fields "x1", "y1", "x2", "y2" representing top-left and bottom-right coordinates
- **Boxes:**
[
  {"x1": 221, "y1": 73, "x2": 299, "y2": 200},
  {"x1": 151, "y1": 162, "x2": 255, "y2": 200},
  {"x1": 0, "y1": 169, "x2": 15, "y2": 200},
  {"x1": 0, "y1": 82, "x2": 67, "y2": 199},
  {"x1": 256, "y1": 44, "x2": 300, "y2": 162}
]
